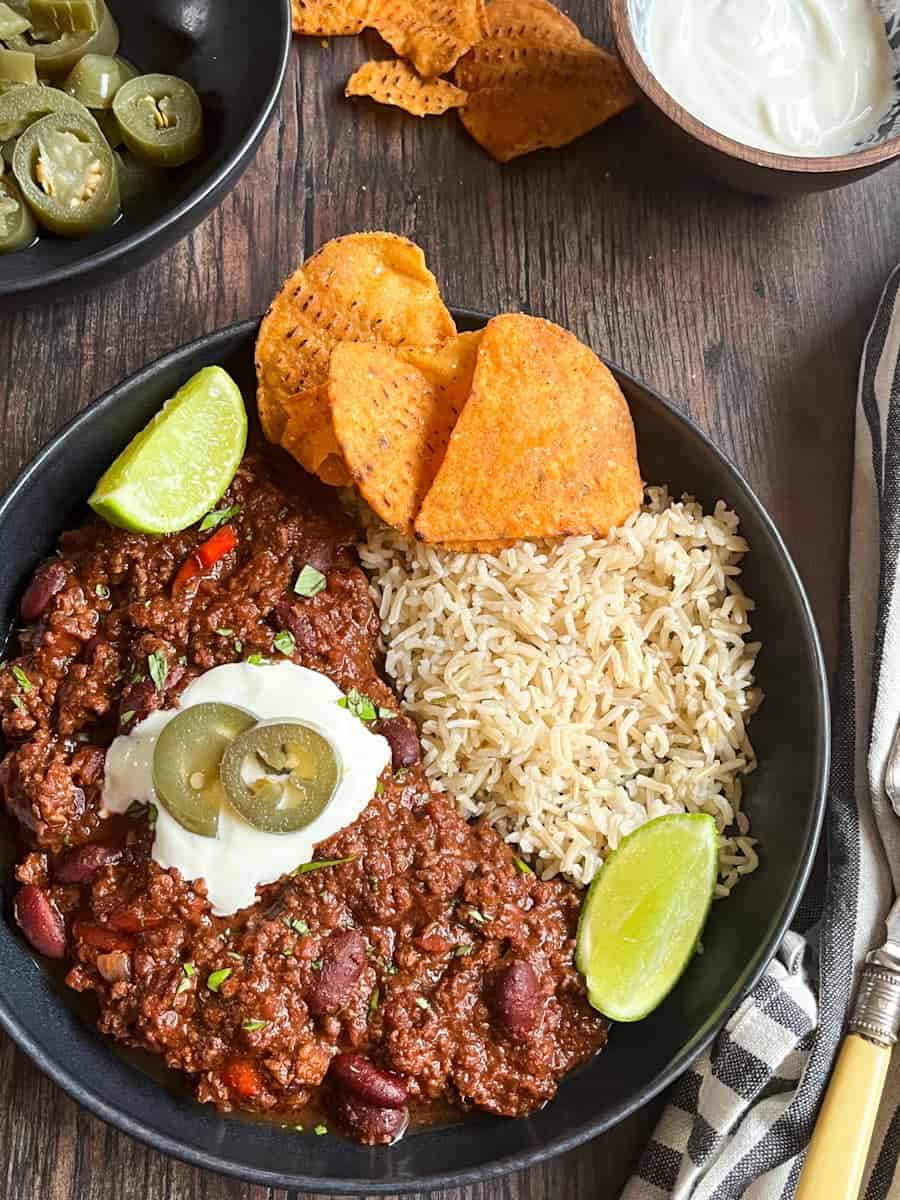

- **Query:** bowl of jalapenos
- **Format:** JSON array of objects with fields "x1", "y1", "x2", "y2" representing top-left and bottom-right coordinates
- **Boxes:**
[{"x1": 0, "y1": 0, "x2": 292, "y2": 302}]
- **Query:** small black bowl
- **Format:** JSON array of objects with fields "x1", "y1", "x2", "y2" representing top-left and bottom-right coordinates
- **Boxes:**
[
  {"x1": 0, "y1": 317, "x2": 829, "y2": 1191},
  {"x1": 0, "y1": 1, "x2": 291, "y2": 306}
]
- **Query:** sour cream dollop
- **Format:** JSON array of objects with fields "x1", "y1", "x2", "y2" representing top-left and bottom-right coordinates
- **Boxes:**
[
  {"x1": 102, "y1": 662, "x2": 391, "y2": 915},
  {"x1": 645, "y1": 0, "x2": 896, "y2": 157}
]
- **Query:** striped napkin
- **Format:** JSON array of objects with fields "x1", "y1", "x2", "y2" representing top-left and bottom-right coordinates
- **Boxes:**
[{"x1": 624, "y1": 264, "x2": 900, "y2": 1200}]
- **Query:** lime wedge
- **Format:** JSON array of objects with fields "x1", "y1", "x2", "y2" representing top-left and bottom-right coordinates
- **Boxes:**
[
  {"x1": 88, "y1": 366, "x2": 248, "y2": 534},
  {"x1": 575, "y1": 813, "x2": 718, "y2": 1022}
]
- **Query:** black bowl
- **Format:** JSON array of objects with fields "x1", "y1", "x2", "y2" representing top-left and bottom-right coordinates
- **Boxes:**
[
  {"x1": 0, "y1": 0, "x2": 291, "y2": 306},
  {"x1": 0, "y1": 317, "x2": 829, "y2": 1191}
]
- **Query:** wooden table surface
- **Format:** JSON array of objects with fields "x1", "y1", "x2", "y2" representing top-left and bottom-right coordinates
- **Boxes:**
[{"x1": 2, "y1": 5, "x2": 900, "y2": 1198}]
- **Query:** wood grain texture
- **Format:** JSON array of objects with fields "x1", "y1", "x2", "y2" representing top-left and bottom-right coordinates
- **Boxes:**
[{"x1": 1, "y1": 1, "x2": 899, "y2": 1195}]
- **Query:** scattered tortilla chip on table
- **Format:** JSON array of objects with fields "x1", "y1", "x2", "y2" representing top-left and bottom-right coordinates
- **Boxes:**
[
  {"x1": 292, "y1": 0, "x2": 373, "y2": 34},
  {"x1": 454, "y1": 0, "x2": 636, "y2": 161},
  {"x1": 346, "y1": 60, "x2": 467, "y2": 117},
  {"x1": 369, "y1": 0, "x2": 488, "y2": 78},
  {"x1": 255, "y1": 232, "x2": 456, "y2": 481},
  {"x1": 330, "y1": 331, "x2": 481, "y2": 531},
  {"x1": 414, "y1": 313, "x2": 643, "y2": 544}
]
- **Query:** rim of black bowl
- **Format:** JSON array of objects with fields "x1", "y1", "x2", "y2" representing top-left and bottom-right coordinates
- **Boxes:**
[
  {"x1": 0, "y1": 2, "x2": 293, "y2": 300},
  {"x1": 0, "y1": 317, "x2": 831, "y2": 1192}
]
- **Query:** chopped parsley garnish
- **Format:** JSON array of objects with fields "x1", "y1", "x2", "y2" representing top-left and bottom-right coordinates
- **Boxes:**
[
  {"x1": 147, "y1": 650, "x2": 168, "y2": 692},
  {"x1": 273, "y1": 629, "x2": 295, "y2": 657},
  {"x1": 468, "y1": 908, "x2": 488, "y2": 924},
  {"x1": 95, "y1": 584, "x2": 110, "y2": 599},
  {"x1": 177, "y1": 962, "x2": 196, "y2": 994},
  {"x1": 415, "y1": 996, "x2": 430, "y2": 1010},
  {"x1": 281, "y1": 949, "x2": 295, "y2": 958},
  {"x1": 234, "y1": 639, "x2": 243, "y2": 655},
  {"x1": 287, "y1": 918, "x2": 309, "y2": 935},
  {"x1": 226, "y1": 951, "x2": 243, "y2": 962},
  {"x1": 512, "y1": 856, "x2": 534, "y2": 876},
  {"x1": 375, "y1": 780, "x2": 384, "y2": 795},
  {"x1": 290, "y1": 856, "x2": 356, "y2": 876},
  {"x1": 200, "y1": 504, "x2": 241, "y2": 532},
  {"x1": 120, "y1": 710, "x2": 135, "y2": 725},
  {"x1": 454, "y1": 944, "x2": 474, "y2": 957},
  {"x1": 215, "y1": 628, "x2": 233, "y2": 638},
  {"x1": 11, "y1": 666, "x2": 32, "y2": 692},
  {"x1": 378, "y1": 706, "x2": 397, "y2": 720},
  {"x1": 369, "y1": 986, "x2": 380, "y2": 1013},
  {"x1": 338, "y1": 688, "x2": 378, "y2": 723},
  {"x1": 311, "y1": 959, "x2": 322, "y2": 971},
  {"x1": 10, "y1": 695, "x2": 24, "y2": 711},
  {"x1": 129, "y1": 671, "x2": 145, "y2": 684},
  {"x1": 293, "y1": 564, "x2": 326, "y2": 597},
  {"x1": 146, "y1": 802, "x2": 158, "y2": 826},
  {"x1": 314, "y1": 1124, "x2": 328, "y2": 1136},
  {"x1": 206, "y1": 967, "x2": 232, "y2": 992},
  {"x1": 246, "y1": 652, "x2": 266, "y2": 666},
  {"x1": 241, "y1": 1019, "x2": 267, "y2": 1031}
]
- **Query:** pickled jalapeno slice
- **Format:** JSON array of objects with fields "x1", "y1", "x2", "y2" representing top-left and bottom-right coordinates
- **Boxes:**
[
  {"x1": 7, "y1": 0, "x2": 118, "y2": 76},
  {"x1": 64, "y1": 53, "x2": 129, "y2": 108},
  {"x1": 112, "y1": 73, "x2": 203, "y2": 167},
  {"x1": 0, "y1": 174, "x2": 36, "y2": 253},
  {"x1": 0, "y1": 48, "x2": 37, "y2": 88},
  {"x1": 0, "y1": 1, "x2": 32, "y2": 38},
  {"x1": 0, "y1": 82, "x2": 96, "y2": 141},
  {"x1": 12, "y1": 109, "x2": 120, "y2": 235},
  {"x1": 220, "y1": 722, "x2": 340, "y2": 834},
  {"x1": 28, "y1": 0, "x2": 100, "y2": 38},
  {"x1": 152, "y1": 703, "x2": 257, "y2": 838}
]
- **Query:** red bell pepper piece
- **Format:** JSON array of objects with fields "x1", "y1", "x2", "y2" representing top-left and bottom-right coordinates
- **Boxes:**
[
  {"x1": 223, "y1": 1056, "x2": 263, "y2": 1098},
  {"x1": 173, "y1": 525, "x2": 237, "y2": 594}
]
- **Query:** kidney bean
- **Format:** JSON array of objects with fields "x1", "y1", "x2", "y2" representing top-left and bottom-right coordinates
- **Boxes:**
[
  {"x1": 72, "y1": 919, "x2": 135, "y2": 952},
  {"x1": 299, "y1": 538, "x2": 337, "y2": 576},
  {"x1": 329, "y1": 1053, "x2": 409, "y2": 1109},
  {"x1": 307, "y1": 929, "x2": 367, "y2": 1016},
  {"x1": 53, "y1": 841, "x2": 122, "y2": 884},
  {"x1": 373, "y1": 716, "x2": 420, "y2": 770},
  {"x1": 96, "y1": 950, "x2": 131, "y2": 983},
  {"x1": 20, "y1": 561, "x2": 66, "y2": 621},
  {"x1": 274, "y1": 596, "x2": 318, "y2": 655},
  {"x1": 14, "y1": 885, "x2": 66, "y2": 958},
  {"x1": 332, "y1": 1094, "x2": 409, "y2": 1145},
  {"x1": 495, "y1": 959, "x2": 542, "y2": 1039}
]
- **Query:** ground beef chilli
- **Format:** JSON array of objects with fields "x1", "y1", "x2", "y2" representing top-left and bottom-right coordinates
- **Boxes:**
[{"x1": 0, "y1": 448, "x2": 607, "y2": 1143}]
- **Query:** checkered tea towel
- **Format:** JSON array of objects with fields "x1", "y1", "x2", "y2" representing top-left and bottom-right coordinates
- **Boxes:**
[{"x1": 624, "y1": 263, "x2": 900, "y2": 1200}]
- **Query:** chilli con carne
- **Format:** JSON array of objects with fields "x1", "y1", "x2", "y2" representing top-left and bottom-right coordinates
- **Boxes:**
[{"x1": 0, "y1": 447, "x2": 606, "y2": 1143}]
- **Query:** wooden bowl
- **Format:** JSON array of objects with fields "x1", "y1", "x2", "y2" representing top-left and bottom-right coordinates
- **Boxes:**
[{"x1": 609, "y1": 0, "x2": 900, "y2": 196}]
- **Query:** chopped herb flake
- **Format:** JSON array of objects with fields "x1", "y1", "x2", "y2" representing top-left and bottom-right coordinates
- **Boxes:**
[
  {"x1": 10, "y1": 695, "x2": 24, "y2": 711},
  {"x1": 273, "y1": 629, "x2": 295, "y2": 657},
  {"x1": 293, "y1": 1123, "x2": 303, "y2": 1132},
  {"x1": 311, "y1": 959, "x2": 322, "y2": 971},
  {"x1": 337, "y1": 688, "x2": 378, "y2": 723},
  {"x1": 234, "y1": 639, "x2": 243, "y2": 654},
  {"x1": 378, "y1": 706, "x2": 397, "y2": 720},
  {"x1": 375, "y1": 780, "x2": 384, "y2": 795},
  {"x1": 206, "y1": 967, "x2": 232, "y2": 992},
  {"x1": 12, "y1": 666, "x2": 32, "y2": 692},
  {"x1": 468, "y1": 908, "x2": 487, "y2": 924},
  {"x1": 147, "y1": 803, "x2": 158, "y2": 826},
  {"x1": 290, "y1": 856, "x2": 356, "y2": 875},
  {"x1": 147, "y1": 650, "x2": 168, "y2": 692},
  {"x1": 200, "y1": 504, "x2": 241, "y2": 532},
  {"x1": 183, "y1": 962, "x2": 196, "y2": 977},
  {"x1": 314, "y1": 1124, "x2": 327, "y2": 1136},
  {"x1": 242, "y1": 1019, "x2": 267, "y2": 1031},
  {"x1": 282, "y1": 949, "x2": 295, "y2": 958},
  {"x1": 246, "y1": 653, "x2": 266, "y2": 666},
  {"x1": 120, "y1": 710, "x2": 135, "y2": 725},
  {"x1": 129, "y1": 671, "x2": 145, "y2": 684},
  {"x1": 454, "y1": 944, "x2": 474, "y2": 957},
  {"x1": 512, "y1": 856, "x2": 534, "y2": 876},
  {"x1": 177, "y1": 962, "x2": 196, "y2": 994},
  {"x1": 95, "y1": 584, "x2": 110, "y2": 599},
  {"x1": 215, "y1": 628, "x2": 233, "y2": 637},
  {"x1": 415, "y1": 996, "x2": 430, "y2": 1010},
  {"x1": 294, "y1": 564, "x2": 326, "y2": 597},
  {"x1": 369, "y1": 986, "x2": 380, "y2": 1013},
  {"x1": 226, "y1": 951, "x2": 243, "y2": 962},
  {"x1": 288, "y1": 918, "x2": 309, "y2": 934}
]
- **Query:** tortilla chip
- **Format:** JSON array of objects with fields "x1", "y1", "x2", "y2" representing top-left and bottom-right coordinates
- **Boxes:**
[
  {"x1": 282, "y1": 393, "x2": 353, "y2": 487},
  {"x1": 292, "y1": 0, "x2": 372, "y2": 34},
  {"x1": 369, "y1": 0, "x2": 488, "y2": 78},
  {"x1": 414, "y1": 314, "x2": 642, "y2": 543},
  {"x1": 454, "y1": 0, "x2": 635, "y2": 160},
  {"x1": 330, "y1": 332, "x2": 481, "y2": 531},
  {"x1": 345, "y1": 60, "x2": 467, "y2": 117},
  {"x1": 255, "y1": 232, "x2": 456, "y2": 451}
]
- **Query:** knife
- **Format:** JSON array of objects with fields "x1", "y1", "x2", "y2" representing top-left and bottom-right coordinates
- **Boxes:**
[{"x1": 795, "y1": 719, "x2": 900, "y2": 1200}]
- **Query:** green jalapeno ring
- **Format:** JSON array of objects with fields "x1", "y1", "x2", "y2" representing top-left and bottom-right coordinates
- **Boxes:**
[
  {"x1": 7, "y1": 0, "x2": 118, "y2": 77},
  {"x1": 0, "y1": 82, "x2": 98, "y2": 142},
  {"x1": 28, "y1": 0, "x2": 100, "y2": 39},
  {"x1": 112, "y1": 73, "x2": 203, "y2": 168},
  {"x1": 0, "y1": 1, "x2": 32, "y2": 39},
  {"x1": 63, "y1": 52, "x2": 129, "y2": 109},
  {"x1": 12, "y1": 108, "x2": 120, "y2": 236},
  {"x1": 0, "y1": 48, "x2": 37, "y2": 88},
  {"x1": 0, "y1": 173, "x2": 36, "y2": 252}
]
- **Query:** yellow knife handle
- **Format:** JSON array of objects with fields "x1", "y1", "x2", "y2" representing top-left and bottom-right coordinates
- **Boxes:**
[
  {"x1": 796, "y1": 955, "x2": 900, "y2": 1200},
  {"x1": 794, "y1": 1034, "x2": 890, "y2": 1200}
]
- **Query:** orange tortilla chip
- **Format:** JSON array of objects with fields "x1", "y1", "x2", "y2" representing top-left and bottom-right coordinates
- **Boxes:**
[
  {"x1": 414, "y1": 314, "x2": 643, "y2": 543},
  {"x1": 345, "y1": 60, "x2": 467, "y2": 117},
  {"x1": 454, "y1": 0, "x2": 635, "y2": 160},
  {"x1": 282, "y1": 394, "x2": 352, "y2": 488},
  {"x1": 330, "y1": 332, "x2": 481, "y2": 532},
  {"x1": 292, "y1": 0, "x2": 373, "y2": 34},
  {"x1": 255, "y1": 232, "x2": 456, "y2": 456},
  {"x1": 369, "y1": 0, "x2": 488, "y2": 78}
]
